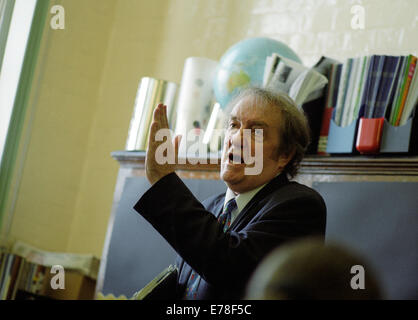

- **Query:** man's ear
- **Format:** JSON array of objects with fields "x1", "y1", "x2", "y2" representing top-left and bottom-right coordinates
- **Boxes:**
[{"x1": 277, "y1": 149, "x2": 295, "y2": 171}]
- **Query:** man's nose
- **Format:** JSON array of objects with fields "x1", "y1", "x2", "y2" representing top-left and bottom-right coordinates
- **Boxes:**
[
  {"x1": 229, "y1": 128, "x2": 248, "y2": 150},
  {"x1": 229, "y1": 128, "x2": 240, "y2": 148}
]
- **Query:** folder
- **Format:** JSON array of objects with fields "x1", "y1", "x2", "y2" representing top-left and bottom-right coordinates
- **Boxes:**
[
  {"x1": 132, "y1": 264, "x2": 178, "y2": 300},
  {"x1": 356, "y1": 117, "x2": 384, "y2": 154},
  {"x1": 326, "y1": 109, "x2": 359, "y2": 154}
]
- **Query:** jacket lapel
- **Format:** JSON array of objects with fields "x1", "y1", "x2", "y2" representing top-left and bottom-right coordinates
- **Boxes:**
[{"x1": 209, "y1": 194, "x2": 226, "y2": 219}]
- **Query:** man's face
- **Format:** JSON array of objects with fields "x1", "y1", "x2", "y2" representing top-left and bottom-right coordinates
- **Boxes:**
[{"x1": 220, "y1": 95, "x2": 290, "y2": 194}]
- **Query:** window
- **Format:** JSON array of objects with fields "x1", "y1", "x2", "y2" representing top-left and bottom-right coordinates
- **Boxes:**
[
  {"x1": 0, "y1": 0, "x2": 49, "y2": 239},
  {"x1": 0, "y1": 0, "x2": 37, "y2": 164}
]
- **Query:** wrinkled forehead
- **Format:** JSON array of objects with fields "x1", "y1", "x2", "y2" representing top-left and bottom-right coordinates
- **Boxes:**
[{"x1": 229, "y1": 94, "x2": 281, "y2": 121}]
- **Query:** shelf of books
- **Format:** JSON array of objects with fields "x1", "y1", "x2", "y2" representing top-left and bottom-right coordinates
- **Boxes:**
[
  {"x1": 0, "y1": 241, "x2": 99, "y2": 300},
  {"x1": 318, "y1": 54, "x2": 417, "y2": 155},
  {"x1": 0, "y1": 252, "x2": 52, "y2": 300}
]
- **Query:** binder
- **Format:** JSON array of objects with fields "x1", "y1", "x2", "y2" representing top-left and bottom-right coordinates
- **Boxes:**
[{"x1": 132, "y1": 264, "x2": 178, "y2": 300}]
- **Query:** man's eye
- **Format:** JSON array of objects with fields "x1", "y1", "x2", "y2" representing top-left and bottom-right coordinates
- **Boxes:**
[{"x1": 229, "y1": 122, "x2": 238, "y2": 128}]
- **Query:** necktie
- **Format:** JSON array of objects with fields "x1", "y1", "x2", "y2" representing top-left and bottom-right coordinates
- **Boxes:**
[
  {"x1": 218, "y1": 198, "x2": 237, "y2": 232},
  {"x1": 184, "y1": 198, "x2": 237, "y2": 299}
]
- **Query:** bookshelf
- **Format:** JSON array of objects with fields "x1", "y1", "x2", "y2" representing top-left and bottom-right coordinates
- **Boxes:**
[
  {"x1": 0, "y1": 242, "x2": 99, "y2": 300},
  {"x1": 95, "y1": 150, "x2": 418, "y2": 297},
  {"x1": 321, "y1": 54, "x2": 417, "y2": 155},
  {"x1": 109, "y1": 151, "x2": 418, "y2": 180}
]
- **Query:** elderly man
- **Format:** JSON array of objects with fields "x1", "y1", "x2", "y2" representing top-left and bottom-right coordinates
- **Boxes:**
[{"x1": 134, "y1": 87, "x2": 326, "y2": 300}]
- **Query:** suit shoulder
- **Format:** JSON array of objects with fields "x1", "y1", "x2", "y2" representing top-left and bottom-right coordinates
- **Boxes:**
[
  {"x1": 271, "y1": 181, "x2": 326, "y2": 207},
  {"x1": 265, "y1": 181, "x2": 327, "y2": 232}
]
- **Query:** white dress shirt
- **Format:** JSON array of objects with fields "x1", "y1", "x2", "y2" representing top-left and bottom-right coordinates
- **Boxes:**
[{"x1": 223, "y1": 183, "x2": 268, "y2": 223}]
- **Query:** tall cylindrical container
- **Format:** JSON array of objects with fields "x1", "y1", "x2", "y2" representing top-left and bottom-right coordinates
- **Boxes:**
[
  {"x1": 126, "y1": 77, "x2": 178, "y2": 151},
  {"x1": 174, "y1": 57, "x2": 218, "y2": 154}
]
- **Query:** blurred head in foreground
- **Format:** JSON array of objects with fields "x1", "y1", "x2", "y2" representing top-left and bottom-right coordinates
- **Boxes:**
[{"x1": 245, "y1": 238, "x2": 382, "y2": 300}]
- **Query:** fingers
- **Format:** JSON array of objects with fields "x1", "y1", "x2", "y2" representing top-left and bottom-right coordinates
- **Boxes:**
[
  {"x1": 152, "y1": 103, "x2": 169, "y2": 130},
  {"x1": 163, "y1": 105, "x2": 170, "y2": 130},
  {"x1": 150, "y1": 103, "x2": 174, "y2": 157},
  {"x1": 152, "y1": 103, "x2": 163, "y2": 130},
  {"x1": 162, "y1": 104, "x2": 169, "y2": 129},
  {"x1": 150, "y1": 104, "x2": 163, "y2": 143}
]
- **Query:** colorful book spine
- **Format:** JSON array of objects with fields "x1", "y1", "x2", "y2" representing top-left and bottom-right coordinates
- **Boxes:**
[
  {"x1": 346, "y1": 56, "x2": 368, "y2": 126},
  {"x1": 399, "y1": 63, "x2": 418, "y2": 125},
  {"x1": 324, "y1": 64, "x2": 336, "y2": 109},
  {"x1": 332, "y1": 64, "x2": 342, "y2": 110},
  {"x1": 0, "y1": 254, "x2": 13, "y2": 299},
  {"x1": 318, "y1": 63, "x2": 342, "y2": 154},
  {"x1": 352, "y1": 56, "x2": 369, "y2": 121},
  {"x1": 317, "y1": 107, "x2": 334, "y2": 154},
  {"x1": 5, "y1": 255, "x2": 23, "y2": 300},
  {"x1": 395, "y1": 55, "x2": 417, "y2": 125},
  {"x1": 373, "y1": 56, "x2": 401, "y2": 118},
  {"x1": 341, "y1": 57, "x2": 360, "y2": 127},
  {"x1": 366, "y1": 55, "x2": 385, "y2": 118},
  {"x1": 334, "y1": 58, "x2": 353, "y2": 126},
  {"x1": 390, "y1": 55, "x2": 411, "y2": 124},
  {"x1": 358, "y1": 55, "x2": 377, "y2": 119}
]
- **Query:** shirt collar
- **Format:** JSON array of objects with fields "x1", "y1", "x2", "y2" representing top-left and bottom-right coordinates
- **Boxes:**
[{"x1": 224, "y1": 183, "x2": 267, "y2": 216}]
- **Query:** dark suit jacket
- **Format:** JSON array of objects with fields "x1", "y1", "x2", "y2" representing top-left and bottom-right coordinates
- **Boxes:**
[{"x1": 134, "y1": 171, "x2": 326, "y2": 299}]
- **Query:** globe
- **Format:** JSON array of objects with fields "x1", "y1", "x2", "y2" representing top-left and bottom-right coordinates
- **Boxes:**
[{"x1": 213, "y1": 37, "x2": 302, "y2": 109}]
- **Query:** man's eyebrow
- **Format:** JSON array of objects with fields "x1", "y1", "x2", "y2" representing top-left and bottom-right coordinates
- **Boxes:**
[
  {"x1": 228, "y1": 116, "x2": 269, "y2": 127},
  {"x1": 247, "y1": 120, "x2": 268, "y2": 127}
]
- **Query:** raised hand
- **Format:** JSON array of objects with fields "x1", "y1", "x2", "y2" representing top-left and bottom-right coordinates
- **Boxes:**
[{"x1": 145, "y1": 103, "x2": 182, "y2": 185}]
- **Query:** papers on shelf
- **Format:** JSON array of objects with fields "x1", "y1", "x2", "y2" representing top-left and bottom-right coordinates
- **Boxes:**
[
  {"x1": 11, "y1": 241, "x2": 100, "y2": 280},
  {"x1": 264, "y1": 53, "x2": 328, "y2": 108}
]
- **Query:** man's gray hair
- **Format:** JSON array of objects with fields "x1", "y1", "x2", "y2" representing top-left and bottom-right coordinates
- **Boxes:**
[{"x1": 225, "y1": 87, "x2": 311, "y2": 179}]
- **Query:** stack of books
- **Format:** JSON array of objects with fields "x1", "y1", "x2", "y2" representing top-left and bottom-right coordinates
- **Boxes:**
[
  {"x1": 0, "y1": 251, "x2": 48, "y2": 299},
  {"x1": 0, "y1": 241, "x2": 100, "y2": 300},
  {"x1": 318, "y1": 54, "x2": 418, "y2": 154}
]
